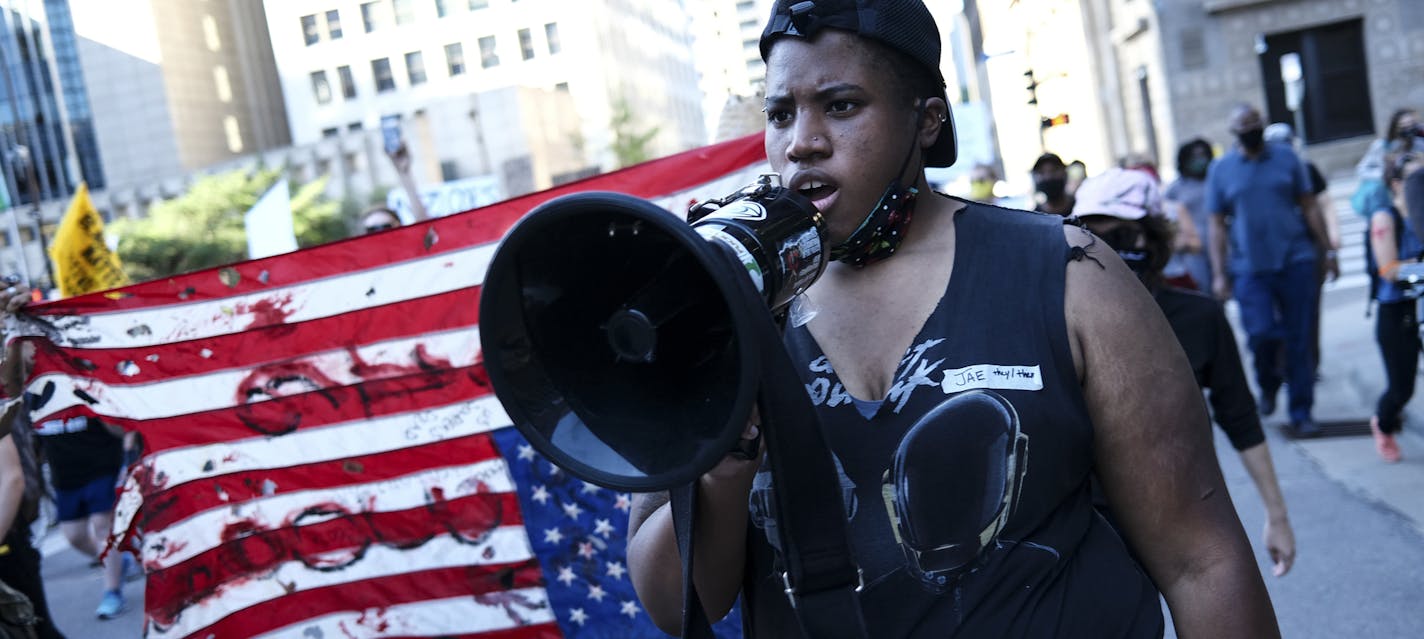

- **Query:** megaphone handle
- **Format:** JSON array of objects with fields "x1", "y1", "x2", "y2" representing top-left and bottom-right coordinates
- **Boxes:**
[{"x1": 670, "y1": 481, "x2": 717, "y2": 639}]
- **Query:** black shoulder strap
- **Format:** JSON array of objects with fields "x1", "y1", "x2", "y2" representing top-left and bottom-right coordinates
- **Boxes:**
[{"x1": 672, "y1": 241, "x2": 868, "y2": 639}]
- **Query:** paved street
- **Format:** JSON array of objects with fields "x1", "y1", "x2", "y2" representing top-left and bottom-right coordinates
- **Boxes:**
[{"x1": 34, "y1": 182, "x2": 1424, "y2": 638}]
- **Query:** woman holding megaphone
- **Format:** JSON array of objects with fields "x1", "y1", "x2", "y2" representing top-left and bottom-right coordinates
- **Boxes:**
[{"x1": 627, "y1": 1, "x2": 1278, "y2": 637}]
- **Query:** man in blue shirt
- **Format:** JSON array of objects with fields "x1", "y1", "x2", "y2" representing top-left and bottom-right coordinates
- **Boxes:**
[{"x1": 1206, "y1": 105, "x2": 1337, "y2": 437}]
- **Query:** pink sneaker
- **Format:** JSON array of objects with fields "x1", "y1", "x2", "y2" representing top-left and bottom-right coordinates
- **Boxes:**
[{"x1": 1371, "y1": 416, "x2": 1402, "y2": 463}]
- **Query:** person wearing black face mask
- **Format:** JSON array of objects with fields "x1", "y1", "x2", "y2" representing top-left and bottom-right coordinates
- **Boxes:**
[
  {"x1": 1031, "y1": 152, "x2": 1074, "y2": 216},
  {"x1": 1164, "y1": 139, "x2": 1216, "y2": 293},
  {"x1": 1205, "y1": 104, "x2": 1337, "y2": 439},
  {"x1": 1075, "y1": 167, "x2": 1297, "y2": 578}
]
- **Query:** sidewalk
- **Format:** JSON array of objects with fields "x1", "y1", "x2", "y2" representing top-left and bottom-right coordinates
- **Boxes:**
[
  {"x1": 1232, "y1": 277, "x2": 1424, "y2": 535},
  {"x1": 1302, "y1": 282, "x2": 1424, "y2": 533}
]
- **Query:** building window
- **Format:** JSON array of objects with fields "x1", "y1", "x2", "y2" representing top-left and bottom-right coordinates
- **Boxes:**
[
  {"x1": 440, "y1": 160, "x2": 459, "y2": 181},
  {"x1": 405, "y1": 51, "x2": 427, "y2": 85},
  {"x1": 435, "y1": 0, "x2": 456, "y2": 17},
  {"x1": 445, "y1": 43, "x2": 466, "y2": 76},
  {"x1": 478, "y1": 35, "x2": 499, "y2": 68},
  {"x1": 348, "y1": 121, "x2": 364, "y2": 131},
  {"x1": 372, "y1": 58, "x2": 396, "y2": 92},
  {"x1": 393, "y1": 0, "x2": 415, "y2": 25},
  {"x1": 360, "y1": 1, "x2": 382, "y2": 32},
  {"x1": 322, "y1": 127, "x2": 340, "y2": 138},
  {"x1": 1259, "y1": 18, "x2": 1373, "y2": 144},
  {"x1": 311, "y1": 70, "x2": 332, "y2": 104},
  {"x1": 202, "y1": 15, "x2": 222, "y2": 50},
  {"x1": 337, "y1": 65, "x2": 356, "y2": 98},
  {"x1": 545, "y1": 23, "x2": 561, "y2": 55},
  {"x1": 224, "y1": 115, "x2": 244, "y2": 153},
  {"x1": 469, "y1": 0, "x2": 488, "y2": 9},
  {"x1": 326, "y1": 10, "x2": 343, "y2": 39},
  {"x1": 518, "y1": 28, "x2": 535, "y2": 60},
  {"x1": 213, "y1": 65, "x2": 233, "y2": 102},
  {"x1": 301, "y1": 14, "x2": 319, "y2": 45},
  {"x1": 1179, "y1": 28, "x2": 1205, "y2": 71}
]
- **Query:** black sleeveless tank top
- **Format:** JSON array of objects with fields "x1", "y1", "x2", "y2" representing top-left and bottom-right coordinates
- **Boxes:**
[{"x1": 743, "y1": 202, "x2": 1164, "y2": 637}]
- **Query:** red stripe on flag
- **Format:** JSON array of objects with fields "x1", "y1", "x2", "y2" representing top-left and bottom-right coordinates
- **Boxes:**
[
  {"x1": 136, "y1": 434, "x2": 503, "y2": 533},
  {"x1": 28, "y1": 287, "x2": 481, "y2": 385},
  {"x1": 158, "y1": 561, "x2": 550, "y2": 639},
  {"x1": 27, "y1": 134, "x2": 764, "y2": 315},
  {"x1": 143, "y1": 492, "x2": 525, "y2": 627},
  {"x1": 376, "y1": 630, "x2": 563, "y2": 639}
]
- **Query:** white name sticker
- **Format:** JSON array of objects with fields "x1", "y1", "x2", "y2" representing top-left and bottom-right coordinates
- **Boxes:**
[{"x1": 940, "y1": 364, "x2": 1044, "y2": 393}]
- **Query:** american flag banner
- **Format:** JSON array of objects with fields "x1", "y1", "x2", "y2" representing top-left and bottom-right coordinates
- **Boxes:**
[{"x1": 7, "y1": 134, "x2": 767, "y2": 638}]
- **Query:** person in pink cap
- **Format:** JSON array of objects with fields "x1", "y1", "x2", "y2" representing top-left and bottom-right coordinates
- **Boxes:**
[{"x1": 1074, "y1": 167, "x2": 1297, "y2": 578}]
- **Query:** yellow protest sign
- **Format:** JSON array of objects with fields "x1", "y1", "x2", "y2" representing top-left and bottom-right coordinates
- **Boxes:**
[{"x1": 48, "y1": 182, "x2": 129, "y2": 297}]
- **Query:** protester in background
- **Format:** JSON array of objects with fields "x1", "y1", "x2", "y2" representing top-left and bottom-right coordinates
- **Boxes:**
[
  {"x1": 1365, "y1": 152, "x2": 1424, "y2": 463},
  {"x1": 1165, "y1": 139, "x2": 1215, "y2": 293},
  {"x1": 1075, "y1": 167, "x2": 1297, "y2": 577},
  {"x1": 1354, "y1": 108, "x2": 1418, "y2": 219},
  {"x1": 1207, "y1": 105, "x2": 1336, "y2": 438},
  {"x1": 1066, "y1": 159, "x2": 1087, "y2": 197},
  {"x1": 360, "y1": 207, "x2": 404, "y2": 235},
  {"x1": 1031, "y1": 152, "x2": 1075, "y2": 215},
  {"x1": 360, "y1": 141, "x2": 429, "y2": 234},
  {"x1": 0, "y1": 397, "x2": 65, "y2": 638},
  {"x1": 0, "y1": 333, "x2": 130, "y2": 620},
  {"x1": 1265, "y1": 123, "x2": 1338, "y2": 251},
  {"x1": 966, "y1": 163, "x2": 999, "y2": 203},
  {"x1": 630, "y1": 2, "x2": 1279, "y2": 636},
  {"x1": 1264, "y1": 122, "x2": 1338, "y2": 376}
]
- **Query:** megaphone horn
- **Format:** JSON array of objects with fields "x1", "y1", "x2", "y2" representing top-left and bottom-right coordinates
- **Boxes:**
[{"x1": 478, "y1": 176, "x2": 825, "y2": 491}]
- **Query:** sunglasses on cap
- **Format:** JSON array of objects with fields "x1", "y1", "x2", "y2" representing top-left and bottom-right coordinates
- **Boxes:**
[{"x1": 364, "y1": 222, "x2": 397, "y2": 233}]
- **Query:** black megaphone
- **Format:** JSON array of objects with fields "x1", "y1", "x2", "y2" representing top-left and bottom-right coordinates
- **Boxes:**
[{"x1": 478, "y1": 175, "x2": 826, "y2": 491}]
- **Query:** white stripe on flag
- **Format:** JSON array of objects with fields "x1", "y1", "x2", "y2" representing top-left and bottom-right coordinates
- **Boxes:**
[
  {"x1": 143, "y1": 395, "x2": 509, "y2": 492},
  {"x1": 19, "y1": 243, "x2": 496, "y2": 349},
  {"x1": 149, "y1": 530, "x2": 539, "y2": 639},
  {"x1": 254, "y1": 589, "x2": 557, "y2": 639},
  {"x1": 107, "y1": 395, "x2": 512, "y2": 550},
  {"x1": 143, "y1": 458, "x2": 517, "y2": 571},
  {"x1": 28, "y1": 327, "x2": 481, "y2": 421}
]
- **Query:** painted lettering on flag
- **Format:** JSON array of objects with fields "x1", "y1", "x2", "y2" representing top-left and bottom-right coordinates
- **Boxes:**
[{"x1": 6, "y1": 134, "x2": 766, "y2": 638}]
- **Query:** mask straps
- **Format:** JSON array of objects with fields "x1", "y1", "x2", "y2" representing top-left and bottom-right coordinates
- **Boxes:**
[{"x1": 829, "y1": 100, "x2": 930, "y2": 266}]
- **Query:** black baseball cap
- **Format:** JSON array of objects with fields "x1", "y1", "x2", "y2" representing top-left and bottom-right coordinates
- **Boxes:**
[{"x1": 760, "y1": 0, "x2": 957, "y2": 168}]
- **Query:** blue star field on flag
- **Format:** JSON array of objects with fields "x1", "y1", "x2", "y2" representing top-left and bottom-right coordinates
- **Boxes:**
[{"x1": 492, "y1": 428, "x2": 744, "y2": 638}]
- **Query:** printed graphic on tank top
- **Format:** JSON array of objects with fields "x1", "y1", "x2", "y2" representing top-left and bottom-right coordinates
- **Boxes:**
[{"x1": 744, "y1": 202, "x2": 1164, "y2": 638}]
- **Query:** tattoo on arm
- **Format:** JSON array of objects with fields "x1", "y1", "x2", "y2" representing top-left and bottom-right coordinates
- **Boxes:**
[{"x1": 1064, "y1": 223, "x2": 1106, "y2": 269}]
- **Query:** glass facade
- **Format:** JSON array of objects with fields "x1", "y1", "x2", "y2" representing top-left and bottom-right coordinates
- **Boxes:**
[{"x1": 0, "y1": 1, "x2": 101, "y2": 206}]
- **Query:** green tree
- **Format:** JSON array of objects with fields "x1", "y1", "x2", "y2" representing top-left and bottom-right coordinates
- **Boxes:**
[
  {"x1": 609, "y1": 98, "x2": 661, "y2": 168},
  {"x1": 108, "y1": 168, "x2": 346, "y2": 283}
]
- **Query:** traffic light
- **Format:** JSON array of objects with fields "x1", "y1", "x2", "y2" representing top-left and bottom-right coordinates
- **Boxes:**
[
  {"x1": 1040, "y1": 113, "x2": 1070, "y2": 129},
  {"x1": 1024, "y1": 69, "x2": 1038, "y2": 106}
]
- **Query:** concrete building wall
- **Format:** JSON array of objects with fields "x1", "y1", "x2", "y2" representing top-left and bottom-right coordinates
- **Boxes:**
[
  {"x1": 688, "y1": 0, "x2": 773, "y2": 142},
  {"x1": 1148, "y1": 0, "x2": 1424, "y2": 175},
  {"x1": 68, "y1": 0, "x2": 184, "y2": 189},
  {"x1": 263, "y1": 0, "x2": 706, "y2": 188},
  {"x1": 69, "y1": 0, "x2": 290, "y2": 191}
]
